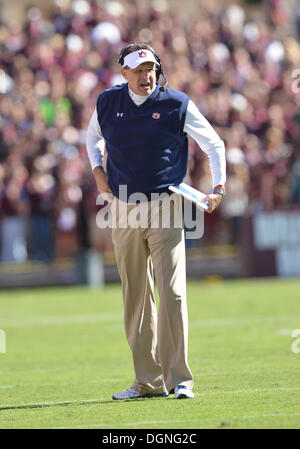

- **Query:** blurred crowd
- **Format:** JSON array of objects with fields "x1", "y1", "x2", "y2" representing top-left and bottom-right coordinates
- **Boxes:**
[{"x1": 0, "y1": 0, "x2": 300, "y2": 262}]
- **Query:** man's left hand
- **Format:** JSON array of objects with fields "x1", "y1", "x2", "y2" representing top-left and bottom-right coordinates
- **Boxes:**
[{"x1": 201, "y1": 194, "x2": 223, "y2": 213}]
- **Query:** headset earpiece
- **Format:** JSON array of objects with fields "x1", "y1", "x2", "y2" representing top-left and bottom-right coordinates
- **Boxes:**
[{"x1": 118, "y1": 43, "x2": 167, "y2": 89}]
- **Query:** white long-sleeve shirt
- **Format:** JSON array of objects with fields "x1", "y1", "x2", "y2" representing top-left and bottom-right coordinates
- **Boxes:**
[{"x1": 86, "y1": 86, "x2": 226, "y2": 188}]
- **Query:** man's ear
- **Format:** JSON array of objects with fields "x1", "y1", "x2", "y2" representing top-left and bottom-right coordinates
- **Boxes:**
[{"x1": 121, "y1": 68, "x2": 128, "y2": 80}]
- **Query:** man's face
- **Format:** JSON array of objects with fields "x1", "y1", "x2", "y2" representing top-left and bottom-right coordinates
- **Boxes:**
[{"x1": 121, "y1": 62, "x2": 156, "y2": 96}]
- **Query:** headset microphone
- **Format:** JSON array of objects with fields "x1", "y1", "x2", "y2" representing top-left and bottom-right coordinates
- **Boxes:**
[
  {"x1": 118, "y1": 43, "x2": 168, "y2": 92},
  {"x1": 159, "y1": 69, "x2": 168, "y2": 91}
]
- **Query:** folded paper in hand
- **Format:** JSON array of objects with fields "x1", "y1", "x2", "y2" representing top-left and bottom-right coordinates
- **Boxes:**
[{"x1": 168, "y1": 183, "x2": 208, "y2": 210}]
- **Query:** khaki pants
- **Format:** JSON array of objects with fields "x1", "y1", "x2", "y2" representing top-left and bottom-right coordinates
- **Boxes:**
[{"x1": 111, "y1": 194, "x2": 194, "y2": 394}]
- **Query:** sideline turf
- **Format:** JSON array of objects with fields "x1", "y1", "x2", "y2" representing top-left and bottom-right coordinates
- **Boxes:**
[{"x1": 0, "y1": 278, "x2": 300, "y2": 429}]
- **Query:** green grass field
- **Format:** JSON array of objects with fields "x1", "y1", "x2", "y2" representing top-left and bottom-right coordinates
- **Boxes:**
[{"x1": 0, "y1": 278, "x2": 300, "y2": 429}]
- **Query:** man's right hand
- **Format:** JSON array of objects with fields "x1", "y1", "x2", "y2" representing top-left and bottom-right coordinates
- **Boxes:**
[{"x1": 93, "y1": 166, "x2": 112, "y2": 194}]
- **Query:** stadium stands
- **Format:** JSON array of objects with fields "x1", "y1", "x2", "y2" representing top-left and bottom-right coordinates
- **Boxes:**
[{"x1": 0, "y1": 0, "x2": 299, "y2": 276}]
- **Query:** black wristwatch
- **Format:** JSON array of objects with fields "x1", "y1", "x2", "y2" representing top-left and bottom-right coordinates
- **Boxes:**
[{"x1": 212, "y1": 185, "x2": 225, "y2": 198}]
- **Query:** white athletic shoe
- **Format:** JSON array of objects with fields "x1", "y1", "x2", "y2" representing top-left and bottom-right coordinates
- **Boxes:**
[
  {"x1": 174, "y1": 385, "x2": 194, "y2": 399},
  {"x1": 112, "y1": 387, "x2": 169, "y2": 400}
]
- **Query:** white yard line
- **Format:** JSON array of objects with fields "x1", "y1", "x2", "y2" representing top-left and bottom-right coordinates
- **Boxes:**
[
  {"x1": 1, "y1": 386, "x2": 300, "y2": 410},
  {"x1": 53, "y1": 412, "x2": 300, "y2": 429},
  {"x1": 54, "y1": 419, "x2": 203, "y2": 429},
  {"x1": 189, "y1": 315, "x2": 300, "y2": 328},
  {"x1": 1, "y1": 366, "x2": 298, "y2": 377},
  {"x1": 0, "y1": 313, "x2": 122, "y2": 328},
  {"x1": 1, "y1": 314, "x2": 299, "y2": 328},
  {"x1": 195, "y1": 386, "x2": 300, "y2": 396},
  {"x1": 0, "y1": 378, "x2": 120, "y2": 390},
  {"x1": 0, "y1": 364, "x2": 104, "y2": 375},
  {"x1": 0, "y1": 398, "x2": 102, "y2": 410}
]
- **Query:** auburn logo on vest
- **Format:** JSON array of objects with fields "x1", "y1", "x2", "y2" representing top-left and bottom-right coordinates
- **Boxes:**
[{"x1": 152, "y1": 112, "x2": 160, "y2": 119}]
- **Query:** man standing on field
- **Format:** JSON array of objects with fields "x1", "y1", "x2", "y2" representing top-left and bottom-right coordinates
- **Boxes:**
[{"x1": 86, "y1": 43, "x2": 226, "y2": 399}]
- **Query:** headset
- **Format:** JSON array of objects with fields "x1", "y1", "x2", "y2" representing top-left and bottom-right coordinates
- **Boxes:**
[{"x1": 118, "y1": 43, "x2": 168, "y2": 91}]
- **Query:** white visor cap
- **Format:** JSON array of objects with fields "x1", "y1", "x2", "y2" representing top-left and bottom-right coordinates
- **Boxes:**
[{"x1": 123, "y1": 49, "x2": 159, "y2": 69}]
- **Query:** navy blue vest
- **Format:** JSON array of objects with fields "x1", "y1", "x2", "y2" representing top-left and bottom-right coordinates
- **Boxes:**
[{"x1": 96, "y1": 83, "x2": 189, "y2": 201}]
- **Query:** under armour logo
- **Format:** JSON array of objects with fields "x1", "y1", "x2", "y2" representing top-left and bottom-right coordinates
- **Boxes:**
[
  {"x1": 117, "y1": 113, "x2": 124, "y2": 117},
  {"x1": 138, "y1": 51, "x2": 147, "y2": 58}
]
